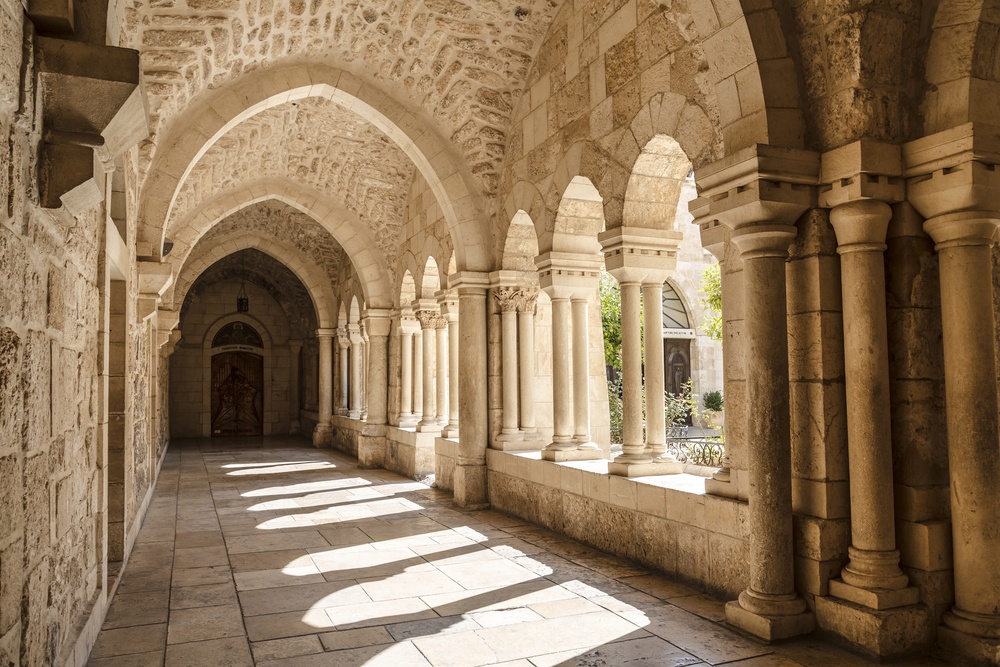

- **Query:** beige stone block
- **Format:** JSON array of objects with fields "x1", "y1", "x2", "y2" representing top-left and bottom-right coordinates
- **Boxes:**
[
  {"x1": 580, "y1": 470, "x2": 610, "y2": 503},
  {"x1": 893, "y1": 484, "x2": 950, "y2": 523},
  {"x1": 792, "y1": 478, "x2": 850, "y2": 520},
  {"x1": 636, "y1": 483, "x2": 665, "y2": 518},
  {"x1": 814, "y1": 595, "x2": 931, "y2": 658},
  {"x1": 794, "y1": 555, "x2": 844, "y2": 599},
  {"x1": 662, "y1": 488, "x2": 705, "y2": 526},
  {"x1": 608, "y1": 475, "x2": 637, "y2": 510},
  {"x1": 725, "y1": 600, "x2": 816, "y2": 642},
  {"x1": 793, "y1": 515, "x2": 850, "y2": 562},
  {"x1": 707, "y1": 532, "x2": 748, "y2": 599},
  {"x1": 702, "y1": 494, "x2": 743, "y2": 539},
  {"x1": 676, "y1": 525, "x2": 708, "y2": 585},
  {"x1": 896, "y1": 519, "x2": 952, "y2": 572}
]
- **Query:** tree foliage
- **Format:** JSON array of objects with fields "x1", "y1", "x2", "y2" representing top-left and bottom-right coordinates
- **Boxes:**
[
  {"x1": 600, "y1": 271, "x2": 622, "y2": 370},
  {"x1": 699, "y1": 263, "x2": 723, "y2": 341}
]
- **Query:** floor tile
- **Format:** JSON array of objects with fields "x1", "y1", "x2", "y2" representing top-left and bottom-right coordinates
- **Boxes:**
[{"x1": 164, "y1": 636, "x2": 253, "y2": 667}]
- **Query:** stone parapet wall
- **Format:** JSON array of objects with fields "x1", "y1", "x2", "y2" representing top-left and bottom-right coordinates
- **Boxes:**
[
  {"x1": 383, "y1": 427, "x2": 436, "y2": 481},
  {"x1": 486, "y1": 451, "x2": 750, "y2": 599},
  {"x1": 329, "y1": 415, "x2": 362, "y2": 458}
]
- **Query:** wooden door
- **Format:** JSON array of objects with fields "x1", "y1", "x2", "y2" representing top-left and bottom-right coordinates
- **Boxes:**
[{"x1": 211, "y1": 352, "x2": 263, "y2": 436}]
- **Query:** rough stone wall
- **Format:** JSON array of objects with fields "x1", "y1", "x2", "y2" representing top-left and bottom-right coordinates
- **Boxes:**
[
  {"x1": 0, "y1": 5, "x2": 109, "y2": 663},
  {"x1": 124, "y1": 0, "x2": 561, "y2": 197},
  {"x1": 791, "y1": 0, "x2": 933, "y2": 149},
  {"x1": 496, "y1": 0, "x2": 721, "y2": 253}
]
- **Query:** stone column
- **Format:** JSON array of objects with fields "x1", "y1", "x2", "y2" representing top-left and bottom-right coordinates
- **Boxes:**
[
  {"x1": 288, "y1": 339, "x2": 302, "y2": 434},
  {"x1": 398, "y1": 317, "x2": 417, "y2": 428},
  {"x1": 517, "y1": 290, "x2": 538, "y2": 436},
  {"x1": 313, "y1": 328, "x2": 335, "y2": 447},
  {"x1": 814, "y1": 143, "x2": 920, "y2": 632},
  {"x1": 348, "y1": 324, "x2": 363, "y2": 419},
  {"x1": 692, "y1": 145, "x2": 817, "y2": 641},
  {"x1": 363, "y1": 329, "x2": 370, "y2": 420},
  {"x1": 544, "y1": 294, "x2": 574, "y2": 452},
  {"x1": 337, "y1": 330, "x2": 349, "y2": 416},
  {"x1": 415, "y1": 309, "x2": 440, "y2": 433},
  {"x1": 413, "y1": 328, "x2": 423, "y2": 422},
  {"x1": 643, "y1": 279, "x2": 675, "y2": 463},
  {"x1": 570, "y1": 296, "x2": 597, "y2": 449},
  {"x1": 435, "y1": 316, "x2": 448, "y2": 426},
  {"x1": 613, "y1": 280, "x2": 648, "y2": 466},
  {"x1": 495, "y1": 287, "x2": 521, "y2": 441},
  {"x1": 359, "y1": 312, "x2": 391, "y2": 469},
  {"x1": 453, "y1": 272, "x2": 490, "y2": 508},
  {"x1": 441, "y1": 298, "x2": 460, "y2": 438},
  {"x1": 904, "y1": 128, "x2": 1000, "y2": 661}
]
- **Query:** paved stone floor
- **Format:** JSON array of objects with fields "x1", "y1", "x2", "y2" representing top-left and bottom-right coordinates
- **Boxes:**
[{"x1": 88, "y1": 437, "x2": 961, "y2": 667}]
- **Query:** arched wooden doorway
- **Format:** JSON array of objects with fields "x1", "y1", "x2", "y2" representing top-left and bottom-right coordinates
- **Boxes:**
[
  {"x1": 662, "y1": 281, "x2": 694, "y2": 423},
  {"x1": 210, "y1": 322, "x2": 264, "y2": 436}
]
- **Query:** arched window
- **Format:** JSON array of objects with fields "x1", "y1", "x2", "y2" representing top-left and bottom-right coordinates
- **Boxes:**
[
  {"x1": 662, "y1": 283, "x2": 690, "y2": 331},
  {"x1": 212, "y1": 321, "x2": 263, "y2": 349}
]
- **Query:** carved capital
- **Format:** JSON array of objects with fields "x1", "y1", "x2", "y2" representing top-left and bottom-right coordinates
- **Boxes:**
[{"x1": 415, "y1": 310, "x2": 439, "y2": 329}]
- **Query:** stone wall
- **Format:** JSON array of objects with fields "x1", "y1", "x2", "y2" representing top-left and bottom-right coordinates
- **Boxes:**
[
  {"x1": 170, "y1": 280, "x2": 294, "y2": 438},
  {"x1": 0, "y1": 4, "x2": 157, "y2": 663}
]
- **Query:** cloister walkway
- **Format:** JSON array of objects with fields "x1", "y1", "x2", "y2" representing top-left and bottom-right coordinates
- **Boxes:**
[{"x1": 87, "y1": 437, "x2": 958, "y2": 667}]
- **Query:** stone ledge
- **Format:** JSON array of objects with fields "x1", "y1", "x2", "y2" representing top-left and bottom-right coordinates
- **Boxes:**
[
  {"x1": 726, "y1": 600, "x2": 816, "y2": 641},
  {"x1": 828, "y1": 579, "x2": 920, "y2": 610},
  {"x1": 938, "y1": 625, "x2": 1000, "y2": 664}
]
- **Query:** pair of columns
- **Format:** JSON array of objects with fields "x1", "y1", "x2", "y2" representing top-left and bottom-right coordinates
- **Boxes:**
[
  {"x1": 399, "y1": 298, "x2": 459, "y2": 436},
  {"x1": 493, "y1": 285, "x2": 539, "y2": 449},
  {"x1": 694, "y1": 138, "x2": 1000, "y2": 657},
  {"x1": 600, "y1": 229, "x2": 685, "y2": 477},
  {"x1": 535, "y1": 253, "x2": 603, "y2": 462},
  {"x1": 332, "y1": 324, "x2": 365, "y2": 419}
]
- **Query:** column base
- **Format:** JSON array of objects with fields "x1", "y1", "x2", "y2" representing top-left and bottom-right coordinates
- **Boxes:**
[
  {"x1": 939, "y1": 623, "x2": 1000, "y2": 664},
  {"x1": 398, "y1": 414, "x2": 419, "y2": 428},
  {"x1": 416, "y1": 421, "x2": 442, "y2": 434},
  {"x1": 348, "y1": 410, "x2": 363, "y2": 420},
  {"x1": 828, "y1": 578, "x2": 919, "y2": 610},
  {"x1": 441, "y1": 422, "x2": 459, "y2": 438},
  {"x1": 726, "y1": 600, "x2": 815, "y2": 642},
  {"x1": 358, "y1": 424, "x2": 387, "y2": 469},
  {"x1": 815, "y1": 594, "x2": 930, "y2": 658},
  {"x1": 494, "y1": 433, "x2": 542, "y2": 451},
  {"x1": 312, "y1": 423, "x2": 332, "y2": 448},
  {"x1": 541, "y1": 447, "x2": 605, "y2": 462},
  {"x1": 608, "y1": 458, "x2": 683, "y2": 477}
]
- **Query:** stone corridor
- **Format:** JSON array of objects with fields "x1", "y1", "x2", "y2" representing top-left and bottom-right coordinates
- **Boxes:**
[{"x1": 87, "y1": 438, "x2": 958, "y2": 667}]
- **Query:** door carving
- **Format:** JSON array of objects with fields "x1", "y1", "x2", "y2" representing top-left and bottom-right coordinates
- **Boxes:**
[{"x1": 211, "y1": 352, "x2": 263, "y2": 436}]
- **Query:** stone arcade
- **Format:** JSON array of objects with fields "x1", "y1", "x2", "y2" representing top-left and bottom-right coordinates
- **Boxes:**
[{"x1": 1, "y1": 0, "x2": 998, "y2": 665}]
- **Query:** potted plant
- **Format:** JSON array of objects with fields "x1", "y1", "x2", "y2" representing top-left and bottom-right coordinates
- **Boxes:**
[{"x1": 702, "y1": 390, "x2": 724, "y2": 430}]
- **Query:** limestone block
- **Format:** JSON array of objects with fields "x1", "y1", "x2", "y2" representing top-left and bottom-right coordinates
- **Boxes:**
[
  {"x1": 894, "y1": 484, "x2": 950, "y2": 523},
  {"x1": 792, "y1": 477, "x2": 850, "y2": 520},
  {"x1": 676, "y1": 525, "x2": 709, "y2": 585},
  {"x1": 886, "y1": 380, "x2": 948, "y2": 486},
  {"x1": 795, "y1": 555, "x2": 845, "y2": 599},
  {"x1": 793, "y1": 515, "x2": 850, "y2": 563},
  {"x1": 0, "y1": 535, "x2": 22, "y2": 635},
  {"x1": 896, "y1": 519, "x2": 952, "y2": 572},
  {"x1": 0, "y1": 328, "x2": 21, "y2": 454},
  {"x1": 790, "y1": 379, "x2": 848, "y2": 481},
  {"x1": 815, "y1": 595, "x2": 931, "y2": 659},
  {"x1": 633, "y1": 513, "x2": 678, "y2": 577},
  {"x1": 708, "y1": 532, "x2": 749, "y2": 599}
]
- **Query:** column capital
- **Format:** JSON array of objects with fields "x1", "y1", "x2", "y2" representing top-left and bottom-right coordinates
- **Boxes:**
[
  {"x1": 904, "y1": 122, "x2": 1000, "y2": 221},
  {"x1": 493, "y1": 286, "x2": 525, "y2": 312},
  {"x1": 829, "y1": 199, "x2": 893, "y2": 251},
  {"x1": 923, "y1": 211, "x2": 1000, "y2": 248},
  {"x1": 414, "y1": 309, "x2": 439, "y2": 330},
  {"x1": 436, "y1": 289, "x2": 460, "y2": 319},
  {"x1": 599, "y1": 226, "x2": 683, "y2": 283},
  {"x1": 315, "y1": 327, "x2": 337, "y2": 339},
  {"x1": 690, "y1": 144, "x2": 819, "y2": 231},
  {"x1": 398, "y1": 314, "x2": 419, "y2": 335},
  {"x1": 434, "y1": 315, "x2": 448, "y2": 330},
  {"x1": 819, "y1": 139, "x2": 905, "y2": 209}
]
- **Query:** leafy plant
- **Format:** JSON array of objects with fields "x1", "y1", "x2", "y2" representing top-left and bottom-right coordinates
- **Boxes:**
[
  {"x1": 703, "y1": 389, "x2": 724, "y2": 412},
  {"x1": 607, "y1": 377, "x2": 623, "y2": 445},
  {"x1": 599, "y1": 271, "x2": 622, "y2": 371},
  {"x1": 664, "y1": 380, "x2": 699, "y2": 426},
  {"x1": 700, "y1": 263, "x2": 723, "y2": 342}
]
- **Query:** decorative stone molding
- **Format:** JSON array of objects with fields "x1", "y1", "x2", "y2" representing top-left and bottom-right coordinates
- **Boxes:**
[
  {"x1": 492, "y1": 286, "x2": 537, "y2": 314},
  {"x1": 534, "y1": 251, "x2": 602, "y2": 300},
  {"x1": 598, "y1": 227, "x2": 684, "y2": 284},
  {"x1": 414, "y1": 310, "x2": 439, "y2": 330},
  {"x1": 819, "y1": 139, "x2": 905, "y2": 210}
]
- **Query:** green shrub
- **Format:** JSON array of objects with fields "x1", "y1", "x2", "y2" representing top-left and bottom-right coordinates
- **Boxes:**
[{"x1": 703, "y1": 390, "x2": 724, "y2": 412}]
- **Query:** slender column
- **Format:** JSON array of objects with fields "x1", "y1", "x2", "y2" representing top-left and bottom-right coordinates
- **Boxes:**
[
  {"x1": 495, "y1": 288, "x2": 521, "y2": 436},
  {"x1": 570, "y1": 297, "x2": 596, "y2": 448},
  {"x1": 435, "y1": 316, "x2": 448, "y2": 425},
  {"x1": 829, "y1": 199, "x2": 910, "y2": 594},
  {"x1": 361, "y1": 324, "x2": 369, "y2": 421},
  {"x1": 443, "y1": 306, "x2": 460, "y2": 437},
  {"x1": 412, "y1": 329, "x2": 423, "y2": 421},
  {"x1": 288, "y1": 339, "x2": 302, "y2": 433},
  {"x1": 399, "y1": 319, "x2": 416, "y2": 427},
  {"x1": 313, "y1": 329, "x2": 335, "y2": 446},
  {"x1": 927, "y1": 213, "x2": 1000, "y2": 638},
  {"x1": 364, "y1": 322, "x2": 389, "y2": 426},
  {"x1": 615, "y1": 281, "x2": 648, "y2": 463},
  {"x1": 517, "y1": 291, "x2": 538, "y2": 433},
  {"x1": 732, "y1": 225, "x2": 809, "y2": 621},
  {"x1": 454, "y1": 272, "x2": 490, "y2": 508},
  {"x1": 348, "y1": 325, "x2": 363, "y2": 419},
  {"x1": 337, "y1": 332, "x2": 349, "y2": 415},
  {"x1": 416, "y1": 310, "x2": 440, "y2": 432},
  {"x1": 545, "y1": 296, "x2": 574, "y2": 450},
  {"x1": 643, "y1": 281, "x2": 671, "y2": 460}
]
